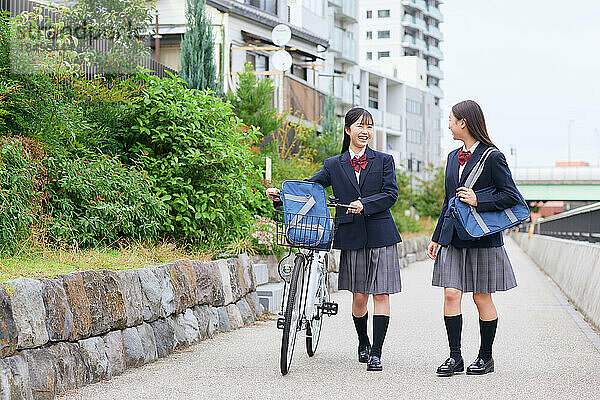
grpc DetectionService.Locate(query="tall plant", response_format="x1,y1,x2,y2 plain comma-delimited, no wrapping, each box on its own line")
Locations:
180,0,220,92
227,62,283,140
321,83,340,136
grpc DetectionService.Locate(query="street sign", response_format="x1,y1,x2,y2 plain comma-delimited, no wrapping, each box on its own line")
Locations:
272,24,292,46
272,49,293,72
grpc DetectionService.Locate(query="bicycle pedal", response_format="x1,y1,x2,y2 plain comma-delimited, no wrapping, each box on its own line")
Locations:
321,302,338,316
277,318,285,329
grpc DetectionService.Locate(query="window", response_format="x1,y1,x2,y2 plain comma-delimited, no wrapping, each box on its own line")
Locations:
246,53,268,72
366,10,372,18
407,129,423,144
378,51,390,59
239,0,278,16
291,64,307,81
377,30,390,39
378,9,390,18
366,52,372,60
366,31,372,39
407,158,420,172
406,99,422,115
368,99,379,108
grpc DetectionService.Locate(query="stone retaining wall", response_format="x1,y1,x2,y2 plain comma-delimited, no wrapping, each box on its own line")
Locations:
509,232,600,329
0,255,264,399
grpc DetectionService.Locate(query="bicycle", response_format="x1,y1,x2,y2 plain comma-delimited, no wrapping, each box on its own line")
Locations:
272,193,354,375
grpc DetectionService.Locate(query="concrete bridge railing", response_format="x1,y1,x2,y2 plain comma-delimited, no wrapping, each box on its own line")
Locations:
509,232,600,329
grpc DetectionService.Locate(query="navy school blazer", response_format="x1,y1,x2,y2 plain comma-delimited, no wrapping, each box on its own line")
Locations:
307,146,402,250
431,143,521,248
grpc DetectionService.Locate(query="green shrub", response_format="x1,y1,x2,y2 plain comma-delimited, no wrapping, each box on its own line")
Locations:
45,155,166,247
0,137,46,253
120,72,270,243
227,62,282,139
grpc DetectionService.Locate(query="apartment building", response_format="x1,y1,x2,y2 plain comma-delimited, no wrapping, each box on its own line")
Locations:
358,67,442,181
358,0,444,101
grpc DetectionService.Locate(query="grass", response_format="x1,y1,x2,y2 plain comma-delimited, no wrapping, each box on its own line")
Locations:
0,240,212,282
0,216,435,282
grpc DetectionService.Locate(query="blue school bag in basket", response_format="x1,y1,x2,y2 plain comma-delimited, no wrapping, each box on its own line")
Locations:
448,147,530,240
280,180,332,249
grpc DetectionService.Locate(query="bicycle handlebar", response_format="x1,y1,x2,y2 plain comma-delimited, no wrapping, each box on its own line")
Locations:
269,192,358,210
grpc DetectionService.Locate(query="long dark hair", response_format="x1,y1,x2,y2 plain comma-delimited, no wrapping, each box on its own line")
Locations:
451,100,497,148
340,107,374,154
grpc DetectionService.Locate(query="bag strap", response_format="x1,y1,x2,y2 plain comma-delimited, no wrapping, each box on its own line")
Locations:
464,147,497,189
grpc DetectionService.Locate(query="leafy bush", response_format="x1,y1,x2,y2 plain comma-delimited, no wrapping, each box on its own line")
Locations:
414,166,445,218
0,137,46,253
120,72,270,243
45,155,166,247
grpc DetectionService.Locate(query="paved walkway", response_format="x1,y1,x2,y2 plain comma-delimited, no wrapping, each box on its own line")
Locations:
61,237,600,400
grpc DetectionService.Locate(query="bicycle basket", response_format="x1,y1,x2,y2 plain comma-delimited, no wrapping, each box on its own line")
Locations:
277,180,334,250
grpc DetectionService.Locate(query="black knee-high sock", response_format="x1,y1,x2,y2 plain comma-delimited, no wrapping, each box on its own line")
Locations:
371,315,389,358
444,314,462,360
352,312,370,347
478,318,498,362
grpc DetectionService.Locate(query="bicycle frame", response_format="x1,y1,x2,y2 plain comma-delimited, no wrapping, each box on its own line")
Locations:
279,249,328,330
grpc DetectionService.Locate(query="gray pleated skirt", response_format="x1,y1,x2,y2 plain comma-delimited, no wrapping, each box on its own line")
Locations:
432,244,517,293
338,244,402,295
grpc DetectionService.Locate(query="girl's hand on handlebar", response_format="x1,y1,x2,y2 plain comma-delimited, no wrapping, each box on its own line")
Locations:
266,187,281,201
346,200,363,214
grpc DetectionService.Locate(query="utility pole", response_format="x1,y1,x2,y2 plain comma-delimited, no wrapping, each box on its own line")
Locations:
568,119,574,164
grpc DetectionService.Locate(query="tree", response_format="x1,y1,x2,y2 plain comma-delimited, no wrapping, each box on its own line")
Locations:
227,62,283,139
179,0,220,92
321,83,340,136
414,165,445,218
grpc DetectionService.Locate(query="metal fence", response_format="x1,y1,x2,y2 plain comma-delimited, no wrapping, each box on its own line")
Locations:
1,0,177,79
518,202,600,243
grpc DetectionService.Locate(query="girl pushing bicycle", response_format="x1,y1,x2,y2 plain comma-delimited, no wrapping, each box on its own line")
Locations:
267,107,402,372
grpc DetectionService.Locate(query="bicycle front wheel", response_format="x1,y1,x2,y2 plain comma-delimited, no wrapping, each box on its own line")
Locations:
280,254,305,375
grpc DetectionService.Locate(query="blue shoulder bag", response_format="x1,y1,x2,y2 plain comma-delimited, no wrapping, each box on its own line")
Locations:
280,180,332,249
448,147,530,240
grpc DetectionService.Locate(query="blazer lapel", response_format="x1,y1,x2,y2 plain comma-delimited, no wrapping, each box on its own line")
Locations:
339,151,361,194
458,144,487,187
358,146,375,189
449,150,460,189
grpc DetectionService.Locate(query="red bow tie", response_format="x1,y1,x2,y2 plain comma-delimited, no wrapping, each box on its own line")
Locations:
350,153,368,172
458,150,472,166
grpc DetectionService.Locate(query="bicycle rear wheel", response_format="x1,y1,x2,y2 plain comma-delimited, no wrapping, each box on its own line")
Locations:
280,254,305,375
306,270,327,357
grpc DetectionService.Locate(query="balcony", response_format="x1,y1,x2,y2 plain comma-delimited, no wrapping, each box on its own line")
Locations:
401,15,427,31
401,0,427,12
237,0,279,16
425,25,443,41
428,84,444,99
425,44,444,60
330,26,358,63
331,0,357,22
401,35,427,52
427,64,444,80
425,5,444,22
368,107,382,123
386,113,403,131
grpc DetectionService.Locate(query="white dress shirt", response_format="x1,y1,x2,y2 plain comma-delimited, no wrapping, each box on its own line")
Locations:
349,147,366,183
458,140,480,183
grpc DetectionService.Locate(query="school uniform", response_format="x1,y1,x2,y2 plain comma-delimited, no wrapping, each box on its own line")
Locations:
431,141,519,293
308,145,402,295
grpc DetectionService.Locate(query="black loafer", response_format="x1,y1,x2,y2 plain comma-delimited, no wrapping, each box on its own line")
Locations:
358,343,371,363
436,357,464,376
367,355,383,371
466,357,494,375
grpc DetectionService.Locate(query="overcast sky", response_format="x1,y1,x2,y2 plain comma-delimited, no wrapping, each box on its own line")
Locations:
439,0,600,168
